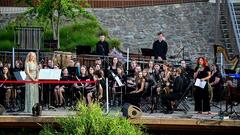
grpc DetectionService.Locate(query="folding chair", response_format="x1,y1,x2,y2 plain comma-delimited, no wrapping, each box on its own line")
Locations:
173,80,193,113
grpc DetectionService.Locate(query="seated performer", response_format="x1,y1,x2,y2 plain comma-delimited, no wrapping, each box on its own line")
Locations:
161,68,183,114
93,70,105,101
112,66,127,106
85,67,97,107
0,66,13,111
125,71,145,107
54,67,71,107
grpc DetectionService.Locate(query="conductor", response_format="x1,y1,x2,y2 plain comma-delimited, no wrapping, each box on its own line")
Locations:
152,32,168,61
96,34,109,56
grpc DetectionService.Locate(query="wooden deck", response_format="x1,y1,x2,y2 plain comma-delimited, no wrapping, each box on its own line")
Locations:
0,109,240,133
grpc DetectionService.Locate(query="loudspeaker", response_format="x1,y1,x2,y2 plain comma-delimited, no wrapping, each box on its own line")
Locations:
32,103,42,116
0,104,5,115
122,103,142,118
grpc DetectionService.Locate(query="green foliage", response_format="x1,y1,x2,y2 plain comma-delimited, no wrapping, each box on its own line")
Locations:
59,18,119,51
109,38,122,49
0,0,122,51
0,40,15,51
40,103,146,135
0,28,15,50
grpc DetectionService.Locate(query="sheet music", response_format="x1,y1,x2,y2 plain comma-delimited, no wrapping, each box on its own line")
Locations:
194,78,206,89
39,69,61,80
14,71,26,80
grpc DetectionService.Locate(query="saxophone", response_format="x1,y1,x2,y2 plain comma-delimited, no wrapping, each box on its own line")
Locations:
162,71,173,95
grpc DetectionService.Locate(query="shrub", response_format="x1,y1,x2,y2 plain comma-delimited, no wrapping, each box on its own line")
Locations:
109,38,122,49
40,103,146,135
0,13,122,52
0,40,15,51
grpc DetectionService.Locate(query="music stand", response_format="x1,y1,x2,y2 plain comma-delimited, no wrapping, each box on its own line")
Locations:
141,48,153,57
39,69,61,110
111,72,124,106
76,45,91,55
13,71,26,111
13,71,26,81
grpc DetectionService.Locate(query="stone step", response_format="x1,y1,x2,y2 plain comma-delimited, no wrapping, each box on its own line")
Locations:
234,10,240,15
220,20,226,24
222,34,229,38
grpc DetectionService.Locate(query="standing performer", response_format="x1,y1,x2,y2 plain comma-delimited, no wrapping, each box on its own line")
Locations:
194,57,211,114
96,34,109,56
24,52,39,113
152,32,168,61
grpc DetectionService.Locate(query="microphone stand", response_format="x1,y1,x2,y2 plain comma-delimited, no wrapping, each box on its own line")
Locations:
169,47,185,60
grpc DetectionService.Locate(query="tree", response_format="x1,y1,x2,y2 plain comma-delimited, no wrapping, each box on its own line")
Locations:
17,0,88,49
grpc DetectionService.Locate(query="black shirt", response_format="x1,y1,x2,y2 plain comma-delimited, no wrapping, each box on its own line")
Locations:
173,76,183,94
209,71,223,87
152,40,168,60
194,66,210,79
96,41,109,56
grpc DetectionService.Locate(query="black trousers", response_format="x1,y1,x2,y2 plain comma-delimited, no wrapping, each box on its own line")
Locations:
194,86,210,112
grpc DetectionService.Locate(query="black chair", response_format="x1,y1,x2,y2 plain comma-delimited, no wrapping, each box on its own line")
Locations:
173,80,193,113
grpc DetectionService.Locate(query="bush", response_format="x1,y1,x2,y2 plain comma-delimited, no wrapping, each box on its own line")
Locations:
0,40,15,51
0,13,122,52
109,38,122,49
59,19,118,52
40,103,146,135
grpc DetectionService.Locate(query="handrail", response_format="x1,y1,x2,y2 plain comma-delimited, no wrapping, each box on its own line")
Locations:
227,0,240,54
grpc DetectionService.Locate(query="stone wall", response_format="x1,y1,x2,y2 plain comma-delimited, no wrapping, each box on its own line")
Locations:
91,2,217,63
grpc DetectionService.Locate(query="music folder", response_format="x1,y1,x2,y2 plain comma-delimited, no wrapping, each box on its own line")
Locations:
194,78,206,89
13,71,26,80
39,69,61,80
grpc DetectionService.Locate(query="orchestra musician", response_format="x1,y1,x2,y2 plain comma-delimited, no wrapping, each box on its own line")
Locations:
54,67,70,107
209,63,223,102
0,66,13,111
93,70,105,101
161,68,184,114
146,60,154,75
125,71,145,107
85,66,96,107
112,66,127,106
161,63,174,95
142,68,154,99
74,65,90,102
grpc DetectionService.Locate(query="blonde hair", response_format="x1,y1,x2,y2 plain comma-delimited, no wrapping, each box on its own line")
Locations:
25,52,37,65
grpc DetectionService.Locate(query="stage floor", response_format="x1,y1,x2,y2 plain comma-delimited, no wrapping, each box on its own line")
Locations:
0,98,240,133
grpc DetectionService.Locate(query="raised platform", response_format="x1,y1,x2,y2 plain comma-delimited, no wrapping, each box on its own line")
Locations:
0,109,240,133
0,99,240,133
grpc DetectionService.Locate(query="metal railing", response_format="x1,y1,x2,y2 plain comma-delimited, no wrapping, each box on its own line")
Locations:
227,0,240,54
0,7,28,14
0,0,209,8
